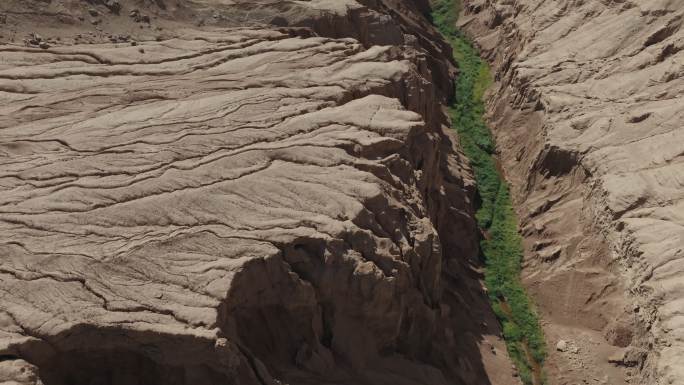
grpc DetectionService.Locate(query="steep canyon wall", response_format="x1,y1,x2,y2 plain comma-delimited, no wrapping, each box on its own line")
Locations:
459,1,684,384
0,1,519,384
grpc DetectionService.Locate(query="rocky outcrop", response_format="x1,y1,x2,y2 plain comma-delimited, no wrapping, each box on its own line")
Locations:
458,1,684,384
0,1,520,384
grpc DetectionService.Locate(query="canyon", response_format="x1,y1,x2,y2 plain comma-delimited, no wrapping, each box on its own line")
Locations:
459,0,684,384
0,1,682,385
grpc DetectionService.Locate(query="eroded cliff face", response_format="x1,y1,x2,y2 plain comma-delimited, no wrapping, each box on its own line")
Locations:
0,1,519,384
458,1,684,384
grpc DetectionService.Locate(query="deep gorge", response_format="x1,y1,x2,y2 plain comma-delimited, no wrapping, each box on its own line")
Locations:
0,0,682,384
431,1,546,383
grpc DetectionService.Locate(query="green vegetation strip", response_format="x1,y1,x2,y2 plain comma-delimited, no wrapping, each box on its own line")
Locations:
430,1,546,383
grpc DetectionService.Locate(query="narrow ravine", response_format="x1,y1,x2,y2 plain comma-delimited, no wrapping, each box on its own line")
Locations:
430,1,546,384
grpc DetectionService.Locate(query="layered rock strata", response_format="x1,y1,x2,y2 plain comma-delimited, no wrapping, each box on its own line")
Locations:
459,1,684,384
0,1,519,384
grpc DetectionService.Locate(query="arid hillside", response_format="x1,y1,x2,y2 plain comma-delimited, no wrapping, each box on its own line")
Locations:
459,0,684,384
0,1,521,384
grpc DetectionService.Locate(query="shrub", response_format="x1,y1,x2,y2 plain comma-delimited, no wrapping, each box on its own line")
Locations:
431,1,546,383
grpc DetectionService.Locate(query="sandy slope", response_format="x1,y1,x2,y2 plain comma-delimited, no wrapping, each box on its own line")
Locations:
459,0,684,384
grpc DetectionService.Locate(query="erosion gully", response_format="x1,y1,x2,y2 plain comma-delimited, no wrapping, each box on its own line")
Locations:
430,1,546,384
